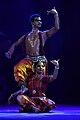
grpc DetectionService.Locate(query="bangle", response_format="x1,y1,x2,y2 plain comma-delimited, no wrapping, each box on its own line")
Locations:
55,66,59,69
54,13,59,16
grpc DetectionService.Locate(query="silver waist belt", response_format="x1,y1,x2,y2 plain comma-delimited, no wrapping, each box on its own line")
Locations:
31,96,46,99
26,55,47,62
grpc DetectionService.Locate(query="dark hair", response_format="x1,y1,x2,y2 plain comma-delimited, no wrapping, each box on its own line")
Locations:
29,14,41,23
33,61,40,69
33,60,45,72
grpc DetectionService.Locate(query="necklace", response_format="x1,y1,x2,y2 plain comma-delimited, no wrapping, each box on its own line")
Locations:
32,75,43,95
32,76,37,94
28,32,39,48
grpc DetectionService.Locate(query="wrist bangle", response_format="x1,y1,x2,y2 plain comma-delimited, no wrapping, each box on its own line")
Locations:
54,13,58,16
55,66,59,69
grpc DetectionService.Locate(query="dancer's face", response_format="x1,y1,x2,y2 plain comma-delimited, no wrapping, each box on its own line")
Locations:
33,17,42,28
35,62,45,74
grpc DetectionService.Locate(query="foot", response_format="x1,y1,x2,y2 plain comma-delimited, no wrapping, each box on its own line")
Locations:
32,106,41,113
19,107,26,113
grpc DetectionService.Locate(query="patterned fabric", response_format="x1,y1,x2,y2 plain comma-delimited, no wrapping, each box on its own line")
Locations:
14,59,33,82
14,56,47,82
14,31,48,83
17,94,56,112
14,56,53,112
28,75,50,97
17,75,56,112
26,55,47,62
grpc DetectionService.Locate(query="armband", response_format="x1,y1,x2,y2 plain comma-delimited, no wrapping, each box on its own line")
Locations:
54,13,59,17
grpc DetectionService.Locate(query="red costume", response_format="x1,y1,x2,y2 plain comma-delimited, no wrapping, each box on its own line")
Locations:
17,73,56,112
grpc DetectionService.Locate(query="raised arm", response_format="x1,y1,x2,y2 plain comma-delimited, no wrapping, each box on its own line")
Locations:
5,35,25,59
49,59,60,82
46,7,60,37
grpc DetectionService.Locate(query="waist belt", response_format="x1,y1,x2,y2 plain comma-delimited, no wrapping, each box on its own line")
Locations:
26,55,47,62
31,96,46,99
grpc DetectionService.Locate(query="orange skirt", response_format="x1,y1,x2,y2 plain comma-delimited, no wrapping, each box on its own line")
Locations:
17,94,56,112
14,58,33,82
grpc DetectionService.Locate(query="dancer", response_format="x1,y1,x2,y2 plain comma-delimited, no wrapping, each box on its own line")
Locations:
5,7,60,84
8,59,60,112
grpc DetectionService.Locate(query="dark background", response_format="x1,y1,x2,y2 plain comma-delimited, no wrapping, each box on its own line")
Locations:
0,0,80,104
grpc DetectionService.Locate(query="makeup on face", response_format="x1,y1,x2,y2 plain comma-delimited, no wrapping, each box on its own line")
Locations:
34,17,42,22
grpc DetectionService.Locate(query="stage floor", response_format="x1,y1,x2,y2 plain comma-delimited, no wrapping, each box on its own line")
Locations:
0,104,80,120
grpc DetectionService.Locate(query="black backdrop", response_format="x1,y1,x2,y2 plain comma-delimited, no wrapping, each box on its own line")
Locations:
0,0,80,104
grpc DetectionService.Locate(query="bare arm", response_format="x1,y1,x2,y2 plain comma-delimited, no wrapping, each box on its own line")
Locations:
46,7,60,37
49,59,60,82
8,87,28,104
5,35,25,59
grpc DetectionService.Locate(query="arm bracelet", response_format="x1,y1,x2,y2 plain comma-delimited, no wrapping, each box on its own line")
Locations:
54,13,59,17
55,66,59,69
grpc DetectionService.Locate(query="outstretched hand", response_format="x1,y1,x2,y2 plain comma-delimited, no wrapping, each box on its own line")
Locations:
8,94,15,104
47,7,58,15
5,52,11,59
50,59,60,68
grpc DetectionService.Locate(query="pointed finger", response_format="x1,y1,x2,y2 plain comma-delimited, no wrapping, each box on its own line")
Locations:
57,59,60,62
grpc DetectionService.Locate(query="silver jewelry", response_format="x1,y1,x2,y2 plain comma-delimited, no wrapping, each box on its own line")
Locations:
32,90,36,94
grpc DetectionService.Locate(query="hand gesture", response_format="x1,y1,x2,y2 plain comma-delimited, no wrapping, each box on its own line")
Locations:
8,94,15,104
50,59,60,68
47,7,58,15
21,85,28,94
5,52,11,59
